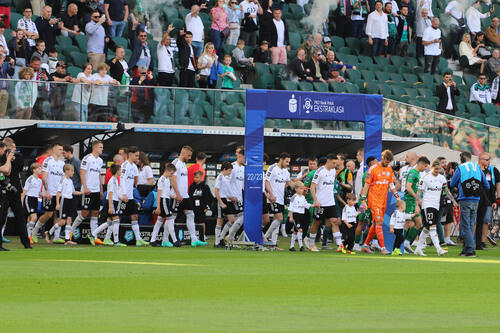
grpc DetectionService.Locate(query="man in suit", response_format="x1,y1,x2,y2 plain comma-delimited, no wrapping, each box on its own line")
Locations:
107,46,129,83
177,29,199,87
285,48,313,82
436,72,460,115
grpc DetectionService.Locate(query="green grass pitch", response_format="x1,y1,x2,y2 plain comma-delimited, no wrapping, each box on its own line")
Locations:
2,240,500,332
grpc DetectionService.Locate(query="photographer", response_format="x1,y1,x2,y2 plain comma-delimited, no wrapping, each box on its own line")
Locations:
0,138,31,250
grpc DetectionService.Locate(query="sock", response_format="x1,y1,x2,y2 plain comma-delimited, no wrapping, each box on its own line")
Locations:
27,221,35,236
417,228,429,250
186,211,198,242
271,226,279,245
221,222,232,239
309,233,317,245
54,224,62,239
280,223,287,234
290,233,297,248
364,224,376,246
297,231,303,247
93,220,112,238
1,223,4,236
71,215,84,234
32,221,42,237
131,220,142,240
322,226,332,246
90,217,98,234
444,236,451,243
162,218,170,243
437,221,445,243
406,227,418,243
354,234,361,244
429,228,442,252
228,215,243,240
167,217,177,242
215,225,222,245
112,220,120,243
49,223,60,236
65,225,71,240
333,232,342,246
105,226,113,240
375,225,385,248
265,219,281,239
151,217,164,242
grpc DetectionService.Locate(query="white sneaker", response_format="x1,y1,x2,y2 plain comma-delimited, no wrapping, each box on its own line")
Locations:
446,239,457,246
353,243,362,252
280,224,288,238
303,237,310,249
309,245,320,252
414,248,427,256
437,248,448,256
371,242,382,252
404,241,414,254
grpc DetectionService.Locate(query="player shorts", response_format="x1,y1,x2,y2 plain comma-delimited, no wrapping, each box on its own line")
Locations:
405,199,420,218
42,197,56,212
24,196,39,215
58,198,76,219
371,206,386,223
313,205,338,220
109,200,125,217
269,202,285,214
158,197,172,218
226,200,243,215
82,192,101,211
262,193,269,214
292,212,309,232
122,200,139,216
171,198,193,213
422,207,439,227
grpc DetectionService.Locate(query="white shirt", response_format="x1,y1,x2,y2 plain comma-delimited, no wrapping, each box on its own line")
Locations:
0,34,8,55
80,153,103,193
354,162,364,200
342,205,358,223
58,177,75,199
466,6,489,33
419,173,447,210
265,163,290,205
157,44,175,74
366,11,388,39
416,16,431,37
390,210,412,229
185,13,204,42
24,175,42,197
137,165,153,185
470,83,492,104
444,83,453,110
215,173,231,199
172,158,189,199
157,175,172,199
418,0,433,18
445,1,464,26
399,164,415,192
230,162,245,202
17,17,38,47
107,176,123,201
289,194,311,214
241,1,258,24
121,160,138,200
312,166,336,206
71,72,92,105
199,54,214,76
422,26,441,56
273,19,285,47
89,74,114,106
187,45,195,71
42,156,65,196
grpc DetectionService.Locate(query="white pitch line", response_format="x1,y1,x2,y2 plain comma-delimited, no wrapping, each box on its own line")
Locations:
41,259,201,267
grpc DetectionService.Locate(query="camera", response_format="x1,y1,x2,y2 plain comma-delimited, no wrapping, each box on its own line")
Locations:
0,177,17,194
0,15,7,20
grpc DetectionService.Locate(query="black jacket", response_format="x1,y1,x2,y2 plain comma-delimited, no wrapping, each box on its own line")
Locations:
128,29,154,72
259,13,289,48
305,59,328,80
188,182,212,212
285,57,308,80
107,57,127,82
436,83,460,114
177,33,198,71
252,48,271,64
8,37,31,64
395,16,410,44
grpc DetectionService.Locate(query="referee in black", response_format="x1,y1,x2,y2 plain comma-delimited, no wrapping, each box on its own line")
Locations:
0,138,31,250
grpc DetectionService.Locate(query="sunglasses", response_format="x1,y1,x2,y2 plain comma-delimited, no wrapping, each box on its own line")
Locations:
140,72,147,75
91,15,100,18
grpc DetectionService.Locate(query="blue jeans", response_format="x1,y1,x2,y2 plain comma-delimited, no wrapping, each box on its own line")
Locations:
192,41,204,59
372,38,385,58
459,200,479,254
110,20,126,37
211,28,223,59
352,20,364,38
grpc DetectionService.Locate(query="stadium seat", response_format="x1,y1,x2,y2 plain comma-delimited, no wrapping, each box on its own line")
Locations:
466,103,482,116
391,85,406,97
345,37,361,55
485,116,500,127
375,71,390,82
373,57,389,67
69,52,88,67
254,63,270,76
10,12,22,29
357,55,373,65
378,84,392,96
297,81,313,91
423,102,436,111
463,73,477,88
56,35,73,49
345,83,360,94
390,56,405,67
365,82,379,94
419,73,434,87
74,34,88,53
289,32,301,49
66,66,80,78
253,73,275,89
330,36,345,50
112,36,129,49
360,70,375,81
470,115,485,123
313,82,328,92
63,45,80,59
403,73,419,86
482,103,497,116
389,73,403,83
280,80,297,91
329,82,347,93
417,88,433,98
346,69,361,81
404,88,418,99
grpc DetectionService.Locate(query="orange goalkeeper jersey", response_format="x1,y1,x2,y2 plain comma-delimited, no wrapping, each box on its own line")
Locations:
365,162,396,208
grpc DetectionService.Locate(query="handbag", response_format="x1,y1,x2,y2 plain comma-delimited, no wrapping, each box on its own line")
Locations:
242,14,258,32
220,26,230,39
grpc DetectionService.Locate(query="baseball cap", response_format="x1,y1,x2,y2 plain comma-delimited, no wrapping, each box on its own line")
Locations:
260,40,269,45
323,36,331,43
40,63,50,72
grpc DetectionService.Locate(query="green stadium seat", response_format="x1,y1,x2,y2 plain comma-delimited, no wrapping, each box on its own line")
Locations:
463,73,477,88
289,32,301,49
313,82,328,92
423,102,436,110
10,13,22,29
280,80,297,91
378,83,392,96
418,88,433,98
365,82,379,94
403,73,419,86
69,52,88,67
452,75,464,85
253,73,275,89
485,116,500,127
298,81,313,91
338,46,352,55
63,45,80,59
357,55,373,65
67,66,80,78
360,70,375,81
56,35,73,49
254,62,270,76
391,85,406,97
470,115,485,123
346,69,361,81
390,56,404,67
482,103,497,116
345,83,359,94
164,7,179,22
330,36,345,50
345,37,361,55
418,73,434,87
373,57,388,67
74,34,87,53
389,73,403,83
269,64,284,76
112,36,129,49
375,71,390,82
405,57,418,69
404,88,418,99
466,103,482,116
329,82,347,93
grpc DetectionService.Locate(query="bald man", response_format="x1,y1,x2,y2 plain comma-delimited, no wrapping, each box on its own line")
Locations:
59,3,81,37
397,151,418,192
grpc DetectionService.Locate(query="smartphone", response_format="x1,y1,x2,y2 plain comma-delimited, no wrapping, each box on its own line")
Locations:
235,5,240,8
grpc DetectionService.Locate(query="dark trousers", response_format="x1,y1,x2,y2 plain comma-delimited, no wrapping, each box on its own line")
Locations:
396,41,409,57
351,20,364,38
179,69,196,88
476,200,488,247
372,38,385,58
343,221,357,251
334,16,352,38
424,55,440,74
416,37,424,58
158,72,175,87
0,193,30,248
393,228,404,250
240,30,257,47
448,25,465,59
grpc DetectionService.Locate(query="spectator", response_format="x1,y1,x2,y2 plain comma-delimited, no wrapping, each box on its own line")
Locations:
221,54,236,89
493,67,500,103
385,3,396,58
73,0,104,26
395,5,410,57
47,49,57,73
129,25,153,74
232,38,254,82
226,0,243,46
177,29,198,87
252,39,271,64
208,53,223,88
488,49,500,73
325,50,356,74
305,50,327,83
51,61,76,120
0,1,11,29
15,66,36,119
104,154,123,184
400,0,415,30
30,57,52,119
63,145,81,190
473,32,492,57
335,0,353,38
71,62,93,121
0,51,14,118
59,3,81,38
328,68,346,83
0,22,8,55
137,151,153,185
321,36,332,56
210,0,229,59
86,10,107,70
104,0,129,37
311,33,323,55
88,63,119,121
445,0,465,59
285,48,312,81
129,0,150,33
17,7,39,48
422,17,441,74
299,34,314,62
186,5,205,59
130,66,155,123
240,0,262,47
450,151,489,257
108,46,130,84
9,29,32,69
157,24,175,87
198,42,217,88
351,0,370,39
188,152,206,187
30,39,48,65
35,5,61,52
459,33,486,73
466,0,493,38
485,17,500,47
470,73,491,104
417,0,432,18
30,0,45,17
265,7,289,65
416,8,431,58
436,72,459,115
366,1,388,58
